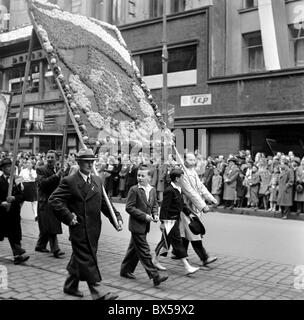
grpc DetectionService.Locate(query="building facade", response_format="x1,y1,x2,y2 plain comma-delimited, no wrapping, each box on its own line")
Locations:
1,0,304,157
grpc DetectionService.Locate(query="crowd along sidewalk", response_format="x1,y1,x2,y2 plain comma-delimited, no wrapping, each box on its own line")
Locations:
0,215,303,301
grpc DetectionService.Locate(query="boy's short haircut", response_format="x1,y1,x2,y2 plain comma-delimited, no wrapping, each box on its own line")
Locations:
170,168,184,182
138,164,153,177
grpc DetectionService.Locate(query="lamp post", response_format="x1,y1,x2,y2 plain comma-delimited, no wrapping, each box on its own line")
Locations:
162,0,168,124
161,0,168,163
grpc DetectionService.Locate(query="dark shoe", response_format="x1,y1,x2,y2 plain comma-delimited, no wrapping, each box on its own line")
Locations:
92,282,101,287
64,288,84,298
171,254,179,260
96,292,119,300
120,272,136,280
54,250,65,258
35,217,38,222
203,256,218,266
19,248,26,256
153,275,168,287
35,247,50,253
14,254,30,265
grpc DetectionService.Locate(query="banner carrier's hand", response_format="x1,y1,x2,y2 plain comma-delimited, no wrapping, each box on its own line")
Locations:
117,220,123,232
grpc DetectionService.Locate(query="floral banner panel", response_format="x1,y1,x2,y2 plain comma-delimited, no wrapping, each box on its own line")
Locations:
0,93,11,145
28,0,174,152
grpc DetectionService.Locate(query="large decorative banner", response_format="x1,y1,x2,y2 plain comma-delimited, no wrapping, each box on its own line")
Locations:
0,92,11,145
28,0,174,151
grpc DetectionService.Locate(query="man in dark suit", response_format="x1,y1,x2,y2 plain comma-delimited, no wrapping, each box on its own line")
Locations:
35,150,65,258
0,158,29,265
120,165,168,286
153,169,200,275
125,156,138,193
49,148,123,300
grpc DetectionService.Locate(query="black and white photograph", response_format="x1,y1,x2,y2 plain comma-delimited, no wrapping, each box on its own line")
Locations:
0,0,304,307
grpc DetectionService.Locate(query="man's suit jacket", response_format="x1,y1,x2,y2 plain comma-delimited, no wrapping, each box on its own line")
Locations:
126,185,158,234
49,171,123,283
36,164,62,234
160,185,190,220
0,175,23,242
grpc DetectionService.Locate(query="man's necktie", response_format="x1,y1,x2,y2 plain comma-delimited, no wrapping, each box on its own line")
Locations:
87,176,91,185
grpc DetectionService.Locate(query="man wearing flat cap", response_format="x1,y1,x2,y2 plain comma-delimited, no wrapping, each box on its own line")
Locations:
0,158,30,265
49,148,123,300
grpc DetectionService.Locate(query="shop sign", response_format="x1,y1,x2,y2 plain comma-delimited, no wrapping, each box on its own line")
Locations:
181,94,212,107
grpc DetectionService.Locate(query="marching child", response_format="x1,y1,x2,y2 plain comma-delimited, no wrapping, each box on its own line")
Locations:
120,165,168,286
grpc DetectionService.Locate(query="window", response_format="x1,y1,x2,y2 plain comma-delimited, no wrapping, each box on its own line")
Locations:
170,0,186,13
128,0,136,17
243,0,258,9
0,0,10,31
150,0,163,18
91,0,104,20
289,25,304,67
243,32,265,72
141,45,197,76
8,63,40,94
63,0,72,12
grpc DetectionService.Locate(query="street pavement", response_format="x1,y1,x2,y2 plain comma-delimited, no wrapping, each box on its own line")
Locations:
0,203,304,300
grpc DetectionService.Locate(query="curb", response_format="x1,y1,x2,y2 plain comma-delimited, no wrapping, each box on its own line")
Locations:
111,197,304,222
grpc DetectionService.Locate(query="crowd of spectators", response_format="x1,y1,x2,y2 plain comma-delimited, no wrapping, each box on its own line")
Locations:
1,148,304,219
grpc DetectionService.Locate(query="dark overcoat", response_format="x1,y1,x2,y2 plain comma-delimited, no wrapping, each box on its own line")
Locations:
36,165,62,235
48,171,123,283
0,176,23,243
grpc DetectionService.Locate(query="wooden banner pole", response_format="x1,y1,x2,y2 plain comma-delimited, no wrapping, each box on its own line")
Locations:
7,30,35,204
61,108,69,169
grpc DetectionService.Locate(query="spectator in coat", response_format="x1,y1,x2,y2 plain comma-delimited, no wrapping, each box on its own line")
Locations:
277,159,295,219
118,155,130,199
49,148,123,300
0,158,30,265
268,166,280,212
258,161,271,210
294,158,304,215
104,156,120,198
248,165,260,210
203,158,214,192
236,169,247,208
216,155,226,176
35,150,65,258
244,160,254,207
211,168,222,208
223,157,240,210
